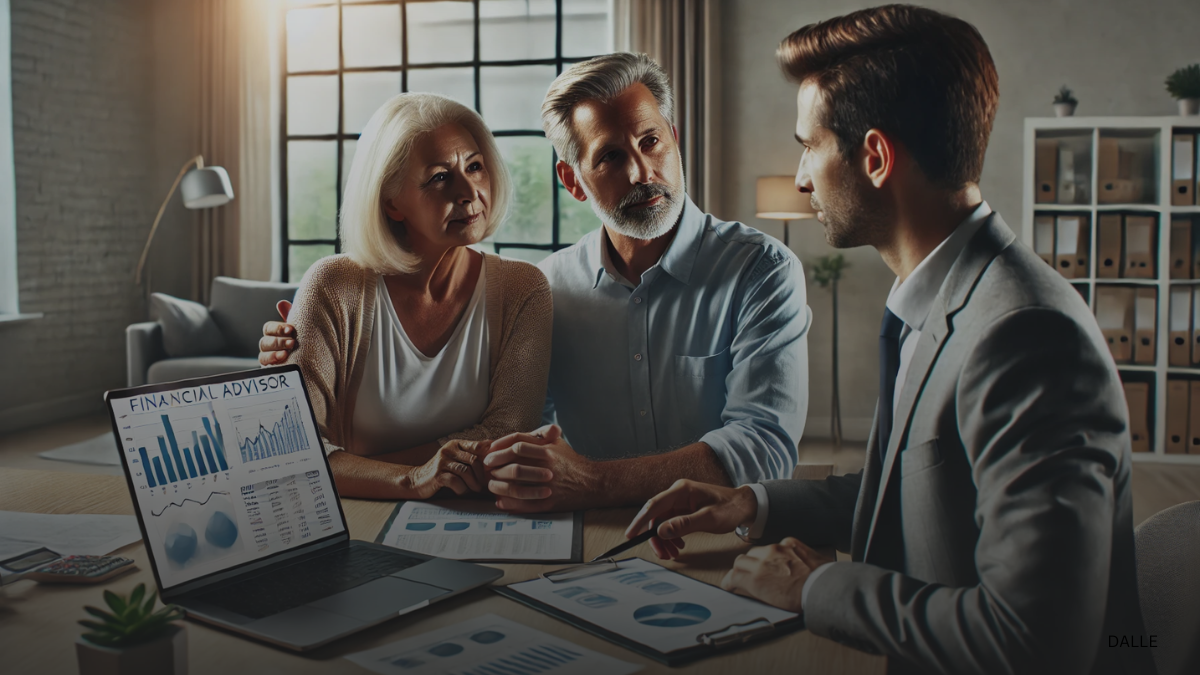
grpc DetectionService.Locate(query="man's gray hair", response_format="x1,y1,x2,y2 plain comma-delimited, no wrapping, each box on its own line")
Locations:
541,52,674,166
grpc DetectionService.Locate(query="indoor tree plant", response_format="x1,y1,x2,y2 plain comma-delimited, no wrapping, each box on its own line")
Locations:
77,583,187,675
810,253,849,447
1166,64,1200,116
1053,85,1077,117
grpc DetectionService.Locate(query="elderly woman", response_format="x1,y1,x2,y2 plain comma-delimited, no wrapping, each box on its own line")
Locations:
284,93,552,500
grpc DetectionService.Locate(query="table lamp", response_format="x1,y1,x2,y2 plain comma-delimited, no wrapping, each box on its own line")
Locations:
135,155,235,285
755,175,815,247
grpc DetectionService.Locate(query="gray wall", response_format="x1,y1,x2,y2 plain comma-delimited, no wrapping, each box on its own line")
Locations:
720,0,1200,440
0,0,190,434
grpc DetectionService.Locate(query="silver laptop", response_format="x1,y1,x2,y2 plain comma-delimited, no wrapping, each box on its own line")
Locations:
104,364,501,651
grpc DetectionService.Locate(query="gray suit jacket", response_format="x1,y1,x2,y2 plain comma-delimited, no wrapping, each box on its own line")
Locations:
762,214,1154,675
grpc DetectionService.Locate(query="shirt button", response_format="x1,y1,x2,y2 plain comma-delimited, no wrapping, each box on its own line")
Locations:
640,410,647,416
634,297,642,304
634,353,643,361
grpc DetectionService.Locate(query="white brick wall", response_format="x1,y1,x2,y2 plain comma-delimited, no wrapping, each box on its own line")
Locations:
0,0,158,433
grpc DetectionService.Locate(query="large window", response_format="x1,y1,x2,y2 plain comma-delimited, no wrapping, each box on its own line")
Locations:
282,0,613,281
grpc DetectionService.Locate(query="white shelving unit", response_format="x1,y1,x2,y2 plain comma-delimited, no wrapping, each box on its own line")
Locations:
1023,116,1200,463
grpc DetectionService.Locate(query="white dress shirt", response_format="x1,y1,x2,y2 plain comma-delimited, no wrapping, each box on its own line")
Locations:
751,201,993,608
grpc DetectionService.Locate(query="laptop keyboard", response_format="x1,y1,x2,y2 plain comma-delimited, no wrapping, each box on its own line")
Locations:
194,546,425,620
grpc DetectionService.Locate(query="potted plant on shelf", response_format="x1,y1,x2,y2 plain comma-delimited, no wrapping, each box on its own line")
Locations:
1166,63,1200,116
1053,86,1077,117
76,583,187,675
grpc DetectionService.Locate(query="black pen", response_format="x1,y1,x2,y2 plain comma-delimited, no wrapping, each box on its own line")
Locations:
589,528,658,563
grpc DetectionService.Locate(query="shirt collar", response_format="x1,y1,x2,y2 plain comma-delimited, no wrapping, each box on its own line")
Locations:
588,195,705,289
886,201,992,332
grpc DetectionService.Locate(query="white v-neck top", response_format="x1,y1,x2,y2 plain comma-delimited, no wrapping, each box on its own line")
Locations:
351,264,490,455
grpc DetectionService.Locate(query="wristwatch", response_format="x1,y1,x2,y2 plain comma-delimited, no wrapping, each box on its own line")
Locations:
734,483,768,543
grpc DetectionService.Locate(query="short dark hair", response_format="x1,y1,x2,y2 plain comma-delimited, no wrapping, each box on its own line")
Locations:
778,4,998,189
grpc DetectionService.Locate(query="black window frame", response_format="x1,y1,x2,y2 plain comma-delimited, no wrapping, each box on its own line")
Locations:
280,0,610,281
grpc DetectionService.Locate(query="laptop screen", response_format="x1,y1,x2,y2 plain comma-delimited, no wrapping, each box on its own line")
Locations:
107,366,347,590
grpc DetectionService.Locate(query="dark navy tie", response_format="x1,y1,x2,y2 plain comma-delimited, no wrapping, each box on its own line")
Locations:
878,308,904,466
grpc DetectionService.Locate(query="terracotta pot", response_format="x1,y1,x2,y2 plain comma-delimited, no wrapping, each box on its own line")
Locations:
76,624,187,675
1054,102,1077,117
1179,98,1200,116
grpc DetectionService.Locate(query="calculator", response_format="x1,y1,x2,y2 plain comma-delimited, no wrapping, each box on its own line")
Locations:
0,547,137,585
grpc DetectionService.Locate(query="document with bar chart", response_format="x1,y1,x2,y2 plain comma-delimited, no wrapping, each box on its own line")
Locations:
108,370,344,588
345,614,641,675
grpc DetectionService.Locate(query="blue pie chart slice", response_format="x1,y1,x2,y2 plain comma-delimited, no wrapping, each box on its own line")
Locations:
633,603,711,628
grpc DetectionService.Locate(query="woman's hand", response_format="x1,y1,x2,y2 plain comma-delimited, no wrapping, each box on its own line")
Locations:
403,439,491,499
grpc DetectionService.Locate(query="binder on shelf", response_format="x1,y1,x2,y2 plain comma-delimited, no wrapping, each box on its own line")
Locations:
1124,381,1151,453
1122,215,1155,279
1193,287,1200,365
1098,137,1141,203
1133,288,1157,364
1190,381,1200,454
1169,218,1193,279
1096,286,1134,363
1057,145,1077,204
1097,214,1123,279
1172,134,1196,206
1166,380,1189,455
1169,287,1192,366
1194,224,1200,280
1054,216,1081,279
1033,215,1055,268
1035,138,1058,203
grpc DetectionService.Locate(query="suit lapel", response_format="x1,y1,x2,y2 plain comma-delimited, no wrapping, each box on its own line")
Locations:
862,308,950,562
851,403,882,560
859,213,1017,563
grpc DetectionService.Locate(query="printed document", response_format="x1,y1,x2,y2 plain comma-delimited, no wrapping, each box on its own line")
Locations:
379,500,577,561
508,558,798,654
345,613,641,675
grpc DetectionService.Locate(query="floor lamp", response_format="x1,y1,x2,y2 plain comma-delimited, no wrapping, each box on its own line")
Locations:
755,176,843,444
135,155,235,286
755,175,816,248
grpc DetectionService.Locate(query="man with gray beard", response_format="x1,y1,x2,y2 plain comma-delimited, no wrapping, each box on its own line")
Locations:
480,53,811,514
259,53,811,514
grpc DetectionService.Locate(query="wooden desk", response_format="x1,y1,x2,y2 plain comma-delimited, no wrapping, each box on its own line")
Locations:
0,468,884,674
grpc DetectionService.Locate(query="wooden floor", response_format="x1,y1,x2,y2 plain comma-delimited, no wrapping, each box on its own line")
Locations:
1,415,1198,527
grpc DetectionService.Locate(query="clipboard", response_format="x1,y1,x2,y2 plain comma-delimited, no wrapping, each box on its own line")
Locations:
495,557,805,666
374,500,584,564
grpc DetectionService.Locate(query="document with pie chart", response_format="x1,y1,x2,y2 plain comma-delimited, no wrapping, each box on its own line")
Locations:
500,558,800,659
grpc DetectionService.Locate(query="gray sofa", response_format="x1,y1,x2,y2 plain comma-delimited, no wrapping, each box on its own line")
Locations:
126,276,298,387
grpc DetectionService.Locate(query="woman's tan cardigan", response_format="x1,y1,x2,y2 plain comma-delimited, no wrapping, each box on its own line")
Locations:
286,253,553,455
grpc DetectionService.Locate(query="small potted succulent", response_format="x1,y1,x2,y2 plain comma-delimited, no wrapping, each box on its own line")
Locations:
76,583,187,675
1053,86,1078,117
1166,64,1200,116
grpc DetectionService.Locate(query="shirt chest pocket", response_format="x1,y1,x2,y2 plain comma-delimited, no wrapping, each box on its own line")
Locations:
674,347,732,380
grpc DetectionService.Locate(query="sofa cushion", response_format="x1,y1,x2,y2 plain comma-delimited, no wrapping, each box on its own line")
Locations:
147,356,260,384
209,277,298,358
150,293,227,358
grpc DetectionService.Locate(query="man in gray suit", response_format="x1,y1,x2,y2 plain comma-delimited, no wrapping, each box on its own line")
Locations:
627,5,1153,674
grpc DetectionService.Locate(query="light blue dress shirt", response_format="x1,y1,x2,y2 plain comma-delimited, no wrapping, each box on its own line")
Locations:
536,197,812,485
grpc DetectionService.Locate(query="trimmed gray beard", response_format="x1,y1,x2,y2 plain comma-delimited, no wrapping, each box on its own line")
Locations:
582,173,687,241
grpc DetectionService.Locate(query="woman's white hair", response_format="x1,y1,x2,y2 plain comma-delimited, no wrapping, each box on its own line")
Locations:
340,93,510,274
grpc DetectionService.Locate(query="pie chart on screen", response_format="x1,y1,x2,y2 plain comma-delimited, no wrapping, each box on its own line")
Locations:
633,603,711,628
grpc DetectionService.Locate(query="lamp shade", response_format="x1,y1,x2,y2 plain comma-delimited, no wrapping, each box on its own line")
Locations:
181,166,235,209
755,175,814,220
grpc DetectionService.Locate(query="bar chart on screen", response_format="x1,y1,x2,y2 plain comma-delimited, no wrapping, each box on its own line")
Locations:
125,403,232,489
229,397,311,463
